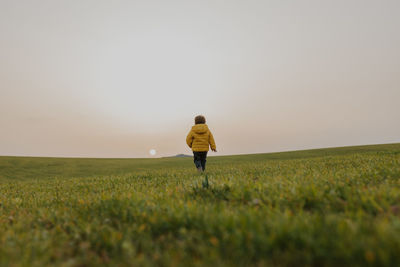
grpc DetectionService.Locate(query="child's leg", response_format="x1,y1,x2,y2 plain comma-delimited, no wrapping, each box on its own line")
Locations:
193,152,202,171
201,151,208,171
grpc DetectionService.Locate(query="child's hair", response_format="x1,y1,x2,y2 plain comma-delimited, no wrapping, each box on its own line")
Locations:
195,115,206,124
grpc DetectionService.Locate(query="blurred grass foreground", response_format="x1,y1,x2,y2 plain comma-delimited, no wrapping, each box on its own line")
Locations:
0,143,400,266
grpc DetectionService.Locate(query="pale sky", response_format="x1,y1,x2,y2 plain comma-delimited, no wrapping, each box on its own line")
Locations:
1,0,399,158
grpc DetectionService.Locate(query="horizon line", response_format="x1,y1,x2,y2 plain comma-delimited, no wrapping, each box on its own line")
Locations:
0,142,398,160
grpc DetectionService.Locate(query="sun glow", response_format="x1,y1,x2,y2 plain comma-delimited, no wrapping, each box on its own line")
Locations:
149,149,156,156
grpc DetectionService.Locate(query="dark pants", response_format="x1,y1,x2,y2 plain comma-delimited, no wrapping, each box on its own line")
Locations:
193,151,208,171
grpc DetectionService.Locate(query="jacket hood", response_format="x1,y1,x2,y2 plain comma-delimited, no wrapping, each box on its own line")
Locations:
192,124,209,134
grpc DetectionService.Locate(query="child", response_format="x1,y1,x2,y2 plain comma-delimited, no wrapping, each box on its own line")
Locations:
186,115,217,172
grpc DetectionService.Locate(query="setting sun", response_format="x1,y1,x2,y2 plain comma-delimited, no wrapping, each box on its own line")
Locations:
149,149,156,156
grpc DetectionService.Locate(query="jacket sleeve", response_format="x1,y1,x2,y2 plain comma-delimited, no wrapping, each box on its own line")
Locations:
209,131,216,150
186,130,193,148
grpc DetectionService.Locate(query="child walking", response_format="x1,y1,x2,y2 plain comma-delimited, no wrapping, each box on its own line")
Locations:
186,115,217,172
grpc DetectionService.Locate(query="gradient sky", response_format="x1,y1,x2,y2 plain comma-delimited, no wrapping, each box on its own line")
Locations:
1,0,399,158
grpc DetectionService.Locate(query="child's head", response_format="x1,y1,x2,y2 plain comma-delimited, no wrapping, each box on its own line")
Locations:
195,115,206,124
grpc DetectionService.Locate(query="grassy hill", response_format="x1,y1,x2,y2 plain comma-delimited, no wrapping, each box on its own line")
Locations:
0,143,399,266
1,143,399,181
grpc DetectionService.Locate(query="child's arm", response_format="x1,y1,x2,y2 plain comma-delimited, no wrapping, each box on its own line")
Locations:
209,131,217,152
186,130,194,148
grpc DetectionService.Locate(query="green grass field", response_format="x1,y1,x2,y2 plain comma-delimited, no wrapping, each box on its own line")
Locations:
1,143,400,266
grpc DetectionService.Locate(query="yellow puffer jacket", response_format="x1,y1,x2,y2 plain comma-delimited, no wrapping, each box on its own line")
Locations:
186,124,216,152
